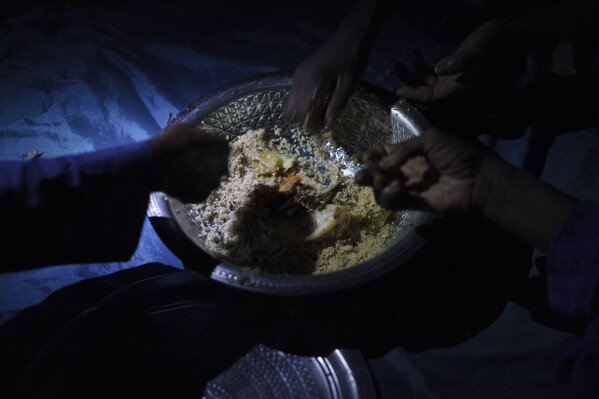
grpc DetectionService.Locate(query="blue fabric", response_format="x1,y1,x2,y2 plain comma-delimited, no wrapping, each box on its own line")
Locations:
546,202,599,398
0,0,458,320
551,315,599,399
547,202,599,323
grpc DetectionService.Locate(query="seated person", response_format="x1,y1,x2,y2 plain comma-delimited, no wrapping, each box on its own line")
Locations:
356,128,599,398
0,124,229,272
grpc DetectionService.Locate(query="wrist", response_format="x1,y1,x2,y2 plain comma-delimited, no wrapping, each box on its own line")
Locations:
473,151,577,250
471,152,515,222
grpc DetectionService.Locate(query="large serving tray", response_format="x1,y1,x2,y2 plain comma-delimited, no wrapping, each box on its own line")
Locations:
148,72,433,295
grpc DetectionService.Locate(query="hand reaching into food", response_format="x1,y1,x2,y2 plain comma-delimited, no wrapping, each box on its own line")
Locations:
148,124,229,203
284,0,388,132
284,33,370,133
356,128,575,251
0,123,228,271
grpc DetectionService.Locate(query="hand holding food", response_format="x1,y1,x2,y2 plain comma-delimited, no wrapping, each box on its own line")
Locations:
148,124,229,203
355,128,492,213
356,127,576,251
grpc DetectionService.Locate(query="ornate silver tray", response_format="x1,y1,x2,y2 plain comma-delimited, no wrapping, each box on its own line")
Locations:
202,345,376,399
148,72,433,295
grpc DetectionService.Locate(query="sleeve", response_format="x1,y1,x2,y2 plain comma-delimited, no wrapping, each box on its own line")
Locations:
550,315,599,399
546,202,599,399
546,201,599,323
0,142,157,271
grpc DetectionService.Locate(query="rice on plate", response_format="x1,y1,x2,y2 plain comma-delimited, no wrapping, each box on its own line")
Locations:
189,127,396,275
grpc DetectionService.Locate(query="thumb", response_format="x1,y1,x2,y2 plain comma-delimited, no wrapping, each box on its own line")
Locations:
378,134,428,172
435,53,463,76
435,25,493,77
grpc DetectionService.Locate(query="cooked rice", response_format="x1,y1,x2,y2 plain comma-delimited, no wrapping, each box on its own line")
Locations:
188,127,395,275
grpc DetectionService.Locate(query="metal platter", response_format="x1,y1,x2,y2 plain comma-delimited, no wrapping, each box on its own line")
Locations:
202,345,376,399
148,71,433,295
17,270,379,398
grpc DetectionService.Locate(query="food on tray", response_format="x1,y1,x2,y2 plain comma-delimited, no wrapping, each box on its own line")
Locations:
302,204,352,241
257,150,295,173
278,175,302,192
188,127,395,275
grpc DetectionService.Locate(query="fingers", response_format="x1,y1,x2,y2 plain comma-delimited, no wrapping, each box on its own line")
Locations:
435,53,465,76
373,174,390,190
378,135,427,172
361,144,388,164
435,26,483,76
303,88,329,133
356,145,387,187
356,171,408,210
355,169,374,186
324,73,354,128
395,73,465,105
395,85,436,103
376,178,427,211
284,87,313,129
378,179,405,210
356,137,431,210
358,137,428,186
435,20,504,76
284,67,326,131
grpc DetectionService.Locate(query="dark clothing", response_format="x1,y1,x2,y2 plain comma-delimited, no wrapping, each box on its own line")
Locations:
547,202,599,398
0,142,154,271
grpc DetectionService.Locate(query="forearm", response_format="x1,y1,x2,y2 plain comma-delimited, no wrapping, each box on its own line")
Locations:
0,142,156,271
475,155,576,252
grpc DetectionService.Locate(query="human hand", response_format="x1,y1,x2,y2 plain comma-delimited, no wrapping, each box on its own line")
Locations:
356,128,577,251
355,128,496,213
148,124,229,203
393,51,494,138
396,20,527,106
394,50,465,104
435,19,527,82
284,31,370,133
